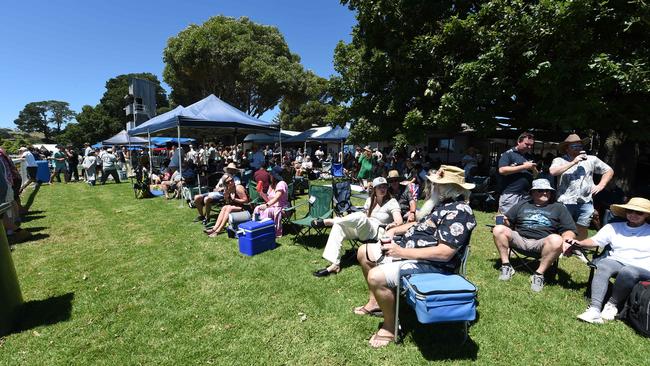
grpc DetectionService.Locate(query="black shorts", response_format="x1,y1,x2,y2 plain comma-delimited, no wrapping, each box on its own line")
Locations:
27,166,37,180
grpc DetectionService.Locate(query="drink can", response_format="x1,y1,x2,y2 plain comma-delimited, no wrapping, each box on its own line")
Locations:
254,213,260,221
495,215,505,225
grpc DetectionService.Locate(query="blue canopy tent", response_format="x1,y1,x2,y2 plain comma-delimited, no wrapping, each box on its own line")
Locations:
314,125,350,142
128,95,278,196
149,137,196,147
243,130,299,144
102,130,149,146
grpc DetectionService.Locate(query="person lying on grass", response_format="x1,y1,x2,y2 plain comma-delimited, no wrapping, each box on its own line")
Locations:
204,173,249,237
312,176,402,277
566,197,650,324
355,165,476,348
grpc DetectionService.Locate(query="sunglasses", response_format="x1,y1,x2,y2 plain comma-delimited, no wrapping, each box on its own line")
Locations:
532,189,552,194
569,144,583,149
375,185,388,190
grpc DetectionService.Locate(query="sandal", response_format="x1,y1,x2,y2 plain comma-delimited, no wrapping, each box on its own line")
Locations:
311,218,325,228
203,228,215,235
369,332,394,348
353,306,383,317
208,231,222,238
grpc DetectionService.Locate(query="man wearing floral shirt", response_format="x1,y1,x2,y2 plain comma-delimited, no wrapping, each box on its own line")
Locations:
355,165,477,348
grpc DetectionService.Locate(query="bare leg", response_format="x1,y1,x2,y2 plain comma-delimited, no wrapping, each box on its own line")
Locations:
356,244,379,310
204,197,214,218
492,224,513,264
367,267,396,347
537,234,563,274
194,195,205,217
211,206,232,234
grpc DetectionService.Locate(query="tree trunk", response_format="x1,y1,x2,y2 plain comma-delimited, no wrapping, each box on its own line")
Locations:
599,130,639,194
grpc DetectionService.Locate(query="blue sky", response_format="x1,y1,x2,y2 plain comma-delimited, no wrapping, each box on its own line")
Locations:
0,0,356,128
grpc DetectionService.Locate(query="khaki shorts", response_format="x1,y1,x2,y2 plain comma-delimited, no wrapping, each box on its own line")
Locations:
509,231,545,252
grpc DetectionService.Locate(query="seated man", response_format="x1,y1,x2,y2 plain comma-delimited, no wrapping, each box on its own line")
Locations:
386,170,417,223
492,178,576,292
355,165,476,348
193,163,240,224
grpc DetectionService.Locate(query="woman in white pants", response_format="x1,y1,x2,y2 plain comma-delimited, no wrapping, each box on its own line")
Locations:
312,176,402,277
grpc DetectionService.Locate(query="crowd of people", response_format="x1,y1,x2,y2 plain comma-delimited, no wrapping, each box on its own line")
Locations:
5,130,648,347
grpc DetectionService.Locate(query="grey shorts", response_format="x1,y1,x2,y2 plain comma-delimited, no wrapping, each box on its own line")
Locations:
499,193,529,214
509,231,545,252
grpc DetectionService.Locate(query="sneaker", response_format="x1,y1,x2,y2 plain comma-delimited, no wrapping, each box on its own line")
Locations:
577,307,604,324
530,274,545,292
498,265,515,281
601,302,618,321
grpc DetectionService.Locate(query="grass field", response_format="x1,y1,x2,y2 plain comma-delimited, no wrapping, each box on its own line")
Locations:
1,182,647,365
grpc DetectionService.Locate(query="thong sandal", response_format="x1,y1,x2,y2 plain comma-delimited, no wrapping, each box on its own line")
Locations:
353,306,383,317
369,332,394,348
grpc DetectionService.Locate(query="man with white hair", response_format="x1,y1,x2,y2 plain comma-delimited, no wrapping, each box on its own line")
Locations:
355,165,476,348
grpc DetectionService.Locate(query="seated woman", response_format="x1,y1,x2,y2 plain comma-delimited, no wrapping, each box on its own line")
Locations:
253,166,289,237
312,177,403,277
205,174,249,237
355,165,476,348
160,169,181,199
570,197,650,324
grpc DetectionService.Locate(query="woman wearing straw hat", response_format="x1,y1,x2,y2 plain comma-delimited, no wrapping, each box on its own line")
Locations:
568,197,650,324
550,133,614,240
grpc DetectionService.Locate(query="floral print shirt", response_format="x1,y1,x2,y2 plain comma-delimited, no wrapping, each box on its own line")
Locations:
398,198,477,270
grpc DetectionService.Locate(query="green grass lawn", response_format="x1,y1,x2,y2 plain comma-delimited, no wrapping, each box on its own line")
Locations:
1,182,647,365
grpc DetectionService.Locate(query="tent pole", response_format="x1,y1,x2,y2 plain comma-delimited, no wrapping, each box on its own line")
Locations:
148,130,153,175
279,128,282,164
178,124,183,208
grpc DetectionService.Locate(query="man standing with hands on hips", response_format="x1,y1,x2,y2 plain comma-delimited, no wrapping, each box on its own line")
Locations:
497,132,537,214
550,134,613,240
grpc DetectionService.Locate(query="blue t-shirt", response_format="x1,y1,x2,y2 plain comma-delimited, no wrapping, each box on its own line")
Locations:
506,201,576,240
498,148,533,194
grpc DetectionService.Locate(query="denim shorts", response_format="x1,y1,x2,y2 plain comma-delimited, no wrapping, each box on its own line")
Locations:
564,202,594,227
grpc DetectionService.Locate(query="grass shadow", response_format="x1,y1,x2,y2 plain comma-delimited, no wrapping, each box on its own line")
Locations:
291,231,329,249
489,258,585,290
398,308,479,361
20,215,46,223
22,184,42,210
11,292,74,334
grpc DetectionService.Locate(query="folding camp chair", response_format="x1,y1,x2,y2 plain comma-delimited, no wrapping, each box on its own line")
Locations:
395,243,475,344
331,163,345,178
509,247,560,280
290,185,333,244
247,181,264,209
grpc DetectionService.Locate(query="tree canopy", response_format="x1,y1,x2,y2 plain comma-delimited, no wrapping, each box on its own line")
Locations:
163,16,307,118
333,0,650,146
14,100,76,141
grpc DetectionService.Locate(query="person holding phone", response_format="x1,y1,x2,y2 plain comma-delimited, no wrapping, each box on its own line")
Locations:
497,132,537,213
550,134,614,240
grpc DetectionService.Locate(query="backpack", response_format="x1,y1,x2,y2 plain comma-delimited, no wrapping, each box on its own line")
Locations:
619,280,650,337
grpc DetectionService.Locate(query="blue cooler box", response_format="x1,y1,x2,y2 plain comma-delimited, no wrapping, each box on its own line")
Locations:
237,219,276,256
35,160,50,183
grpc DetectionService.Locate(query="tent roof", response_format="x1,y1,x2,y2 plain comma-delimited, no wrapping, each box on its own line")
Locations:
313,125,350,142
284,126,332,143
102,130,149,146
128,95,278,136
149,137,196,147
243,130,300,144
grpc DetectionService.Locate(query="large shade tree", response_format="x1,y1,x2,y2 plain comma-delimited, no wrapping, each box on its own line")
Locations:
334,0,650,191
163,16,307,118
14,100,76,140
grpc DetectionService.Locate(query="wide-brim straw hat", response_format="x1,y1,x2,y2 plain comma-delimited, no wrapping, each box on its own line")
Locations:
363,145,372,153
426,165,475,190
223,163,239,173
610,197,650,218
559,134,590,152
386,170,402,182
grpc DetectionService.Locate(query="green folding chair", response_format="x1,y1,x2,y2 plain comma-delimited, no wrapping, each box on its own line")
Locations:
247,181,264,209
290,185,333,244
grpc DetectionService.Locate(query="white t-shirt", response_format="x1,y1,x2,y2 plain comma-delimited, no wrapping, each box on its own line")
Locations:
363,197,401,226
21,151,37,167
550,155,611,204
591,222,650,269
